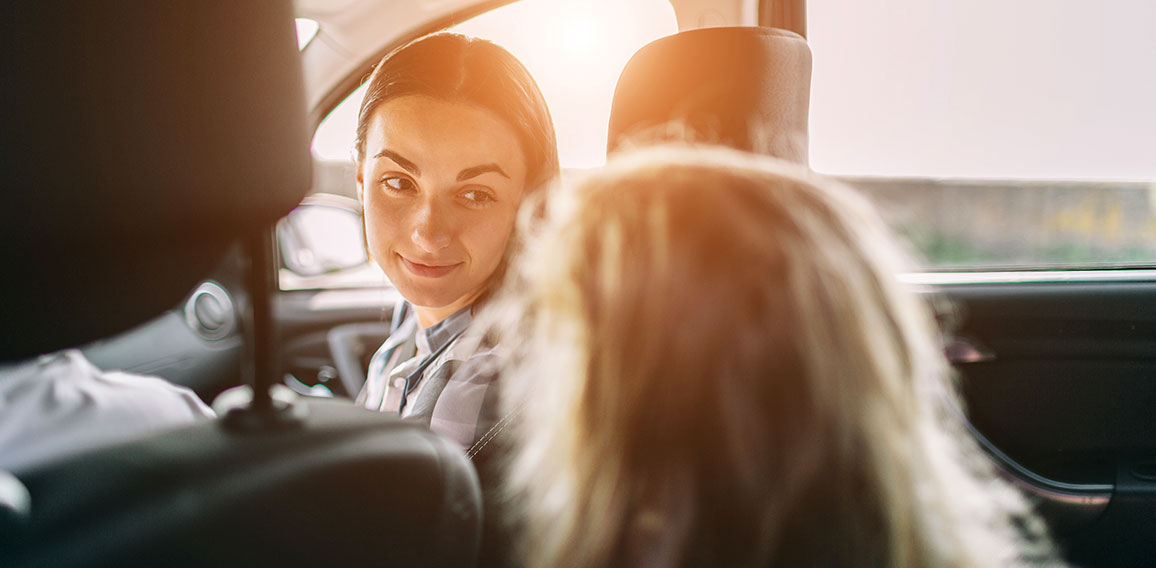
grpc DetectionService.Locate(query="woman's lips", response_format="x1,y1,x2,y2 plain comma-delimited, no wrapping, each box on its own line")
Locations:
400,255,461,278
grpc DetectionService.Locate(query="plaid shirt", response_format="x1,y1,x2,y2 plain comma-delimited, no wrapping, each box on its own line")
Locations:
356,304,501,452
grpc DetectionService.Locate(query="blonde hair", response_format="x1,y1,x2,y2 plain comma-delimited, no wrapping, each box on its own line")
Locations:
484,146,1059,568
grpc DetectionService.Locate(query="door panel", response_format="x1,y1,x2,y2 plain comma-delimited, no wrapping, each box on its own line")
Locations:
941,279,1156,567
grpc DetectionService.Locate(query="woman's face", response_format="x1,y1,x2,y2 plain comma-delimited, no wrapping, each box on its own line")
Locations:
358,95,529,327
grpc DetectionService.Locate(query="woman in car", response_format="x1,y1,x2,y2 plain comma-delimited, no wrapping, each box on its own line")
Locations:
352,32,558,453
488,146,1062,567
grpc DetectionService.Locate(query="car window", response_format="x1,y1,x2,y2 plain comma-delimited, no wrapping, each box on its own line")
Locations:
290,0,677,291
311,0,677,168
294,0,1156,289
808,0,1156,270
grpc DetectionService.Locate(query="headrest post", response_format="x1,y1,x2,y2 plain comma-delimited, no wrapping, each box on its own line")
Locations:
222,224,307,431
246,225,277,412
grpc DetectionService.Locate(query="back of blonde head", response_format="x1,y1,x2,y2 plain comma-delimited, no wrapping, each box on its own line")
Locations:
487,146,1059,568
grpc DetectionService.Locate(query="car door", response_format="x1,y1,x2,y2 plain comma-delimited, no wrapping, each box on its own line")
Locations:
931,274,1156,567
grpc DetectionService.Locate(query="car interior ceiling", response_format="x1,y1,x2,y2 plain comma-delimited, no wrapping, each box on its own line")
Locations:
0,2,481,567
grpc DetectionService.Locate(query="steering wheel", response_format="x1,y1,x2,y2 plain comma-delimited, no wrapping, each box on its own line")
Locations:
326,322,390,397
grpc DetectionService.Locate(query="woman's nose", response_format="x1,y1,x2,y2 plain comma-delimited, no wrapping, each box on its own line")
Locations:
409,198,452,252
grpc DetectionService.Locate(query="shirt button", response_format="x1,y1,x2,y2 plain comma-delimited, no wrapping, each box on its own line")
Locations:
393,378,406,388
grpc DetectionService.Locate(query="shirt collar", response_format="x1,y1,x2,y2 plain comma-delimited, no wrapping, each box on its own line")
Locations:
415,305,473,356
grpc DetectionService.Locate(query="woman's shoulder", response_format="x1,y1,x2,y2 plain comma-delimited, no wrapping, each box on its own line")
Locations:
429,335,504,451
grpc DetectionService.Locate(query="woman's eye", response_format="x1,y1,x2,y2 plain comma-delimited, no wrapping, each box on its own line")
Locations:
382,176,415,192
460,188,496,205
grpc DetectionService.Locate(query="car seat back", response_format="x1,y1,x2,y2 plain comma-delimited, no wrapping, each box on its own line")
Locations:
608,26,812,164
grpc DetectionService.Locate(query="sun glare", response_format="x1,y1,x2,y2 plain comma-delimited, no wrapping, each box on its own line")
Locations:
310,0,677,167
563,19,597,54
452,0,677,168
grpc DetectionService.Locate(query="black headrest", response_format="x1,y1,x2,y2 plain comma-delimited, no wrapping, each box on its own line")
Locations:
607,26,812,163
0,1,312,362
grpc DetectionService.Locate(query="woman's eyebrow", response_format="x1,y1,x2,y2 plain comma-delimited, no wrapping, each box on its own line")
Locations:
458,163,509,181
373,149,420,176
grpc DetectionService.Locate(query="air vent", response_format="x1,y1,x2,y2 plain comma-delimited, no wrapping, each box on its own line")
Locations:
184,281,236,340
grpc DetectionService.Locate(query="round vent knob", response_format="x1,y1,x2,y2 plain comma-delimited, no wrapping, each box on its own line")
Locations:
184,281,236,340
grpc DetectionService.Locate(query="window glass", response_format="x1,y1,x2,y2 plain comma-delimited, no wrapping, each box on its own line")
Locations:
311,0,677,168
295,18,319,51
808,0,1156,268
453,0,677,168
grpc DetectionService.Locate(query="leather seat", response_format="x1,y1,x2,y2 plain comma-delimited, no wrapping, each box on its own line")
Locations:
608,26,813,164
0,2,482,566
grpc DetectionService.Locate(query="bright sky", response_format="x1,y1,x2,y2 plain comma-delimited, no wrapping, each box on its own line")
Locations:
453,0,677,168
313,0,1156,182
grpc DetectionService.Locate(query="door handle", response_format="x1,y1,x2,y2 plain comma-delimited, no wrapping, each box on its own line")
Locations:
945,337,995,364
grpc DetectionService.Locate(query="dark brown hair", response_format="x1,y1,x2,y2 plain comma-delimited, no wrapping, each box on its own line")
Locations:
355,32,559,193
